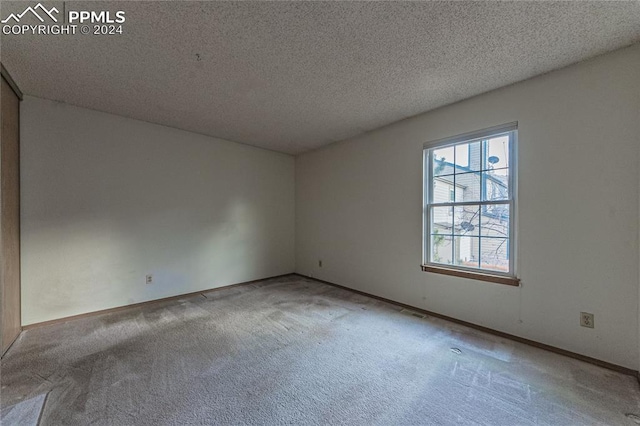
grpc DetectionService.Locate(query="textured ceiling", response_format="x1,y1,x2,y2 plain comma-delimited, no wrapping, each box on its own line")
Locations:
2,1,640,154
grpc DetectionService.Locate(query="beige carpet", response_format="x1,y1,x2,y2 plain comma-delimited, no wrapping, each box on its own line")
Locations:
1,275,639,425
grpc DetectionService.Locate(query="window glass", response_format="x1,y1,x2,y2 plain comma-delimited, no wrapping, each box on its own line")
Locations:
425,128,516,277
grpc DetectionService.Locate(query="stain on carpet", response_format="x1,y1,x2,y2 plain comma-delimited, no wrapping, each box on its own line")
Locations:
1,275,638,425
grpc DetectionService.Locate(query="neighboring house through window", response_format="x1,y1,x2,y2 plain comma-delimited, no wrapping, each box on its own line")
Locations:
423,123,517,281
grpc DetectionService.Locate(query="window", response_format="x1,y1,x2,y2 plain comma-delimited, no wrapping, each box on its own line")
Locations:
422,123,518,285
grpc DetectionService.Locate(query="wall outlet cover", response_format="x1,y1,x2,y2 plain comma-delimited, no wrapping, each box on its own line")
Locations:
580,312,594,328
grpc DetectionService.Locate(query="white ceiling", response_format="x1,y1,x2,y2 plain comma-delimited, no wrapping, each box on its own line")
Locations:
2,1,639,154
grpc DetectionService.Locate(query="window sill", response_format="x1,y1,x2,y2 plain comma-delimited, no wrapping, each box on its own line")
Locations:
420,265,520,287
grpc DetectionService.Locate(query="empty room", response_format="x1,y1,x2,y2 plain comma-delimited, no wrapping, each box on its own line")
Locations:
1,1,640,424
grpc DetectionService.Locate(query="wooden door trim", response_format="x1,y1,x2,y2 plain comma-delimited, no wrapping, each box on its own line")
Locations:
1,64,23,100
1,65,22,357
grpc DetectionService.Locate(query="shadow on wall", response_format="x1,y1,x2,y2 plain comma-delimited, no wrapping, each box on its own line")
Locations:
23,187,281,323
20,97,294,325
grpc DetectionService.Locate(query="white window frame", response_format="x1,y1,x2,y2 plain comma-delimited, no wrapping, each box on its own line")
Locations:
422,122,518,279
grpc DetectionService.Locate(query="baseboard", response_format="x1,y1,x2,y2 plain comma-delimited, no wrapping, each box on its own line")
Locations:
22,273,294,331
20,272,639,379
295,273,638,378
1,328,22,359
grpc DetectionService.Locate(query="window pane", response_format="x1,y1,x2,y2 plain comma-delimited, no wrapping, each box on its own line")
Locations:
461,141,482,172
481,205,510,238
484,136,509,171
432,175,455,203
453,236,479,269
426,129,515,275
433,146,454,176
431,234,453,265
455,144,469,168
431,206,453,234
479,237,509,272
482,170,509,201
454,205,479,237
454,171,481,202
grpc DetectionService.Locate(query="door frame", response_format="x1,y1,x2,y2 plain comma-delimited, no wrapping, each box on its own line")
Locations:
1,63,23,357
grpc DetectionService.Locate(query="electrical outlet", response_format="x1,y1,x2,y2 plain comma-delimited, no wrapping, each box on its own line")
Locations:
146,274,153,284
318,260,323,268
580,312,594,328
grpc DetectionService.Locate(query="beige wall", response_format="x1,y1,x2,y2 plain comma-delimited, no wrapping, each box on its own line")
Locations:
295,45,640,369
21,96,295,325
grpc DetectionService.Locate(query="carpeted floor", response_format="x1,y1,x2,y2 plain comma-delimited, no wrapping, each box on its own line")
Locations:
1,275,639,425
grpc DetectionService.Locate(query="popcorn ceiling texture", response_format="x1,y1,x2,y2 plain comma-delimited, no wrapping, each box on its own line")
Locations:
1,1,639,154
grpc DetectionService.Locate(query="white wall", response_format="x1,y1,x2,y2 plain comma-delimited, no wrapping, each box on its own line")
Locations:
21,96,295,325
296,45,640,369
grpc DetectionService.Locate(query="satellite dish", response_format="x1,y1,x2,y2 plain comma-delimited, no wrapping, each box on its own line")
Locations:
488,156,500,165
460,222,475,231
